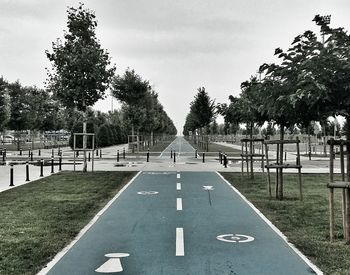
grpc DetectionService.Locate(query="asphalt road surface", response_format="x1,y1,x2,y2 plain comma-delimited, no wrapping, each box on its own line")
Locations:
44,137,320,274
46,171,318,274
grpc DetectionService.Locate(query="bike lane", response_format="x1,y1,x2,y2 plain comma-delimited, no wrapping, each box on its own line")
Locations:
44,171,321,274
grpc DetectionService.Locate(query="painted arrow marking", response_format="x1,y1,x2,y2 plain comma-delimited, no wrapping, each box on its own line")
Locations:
95,253,130,273
203,186,214,191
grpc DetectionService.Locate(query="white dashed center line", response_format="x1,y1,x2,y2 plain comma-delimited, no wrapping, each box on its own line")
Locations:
176,183,181,191
176,228,185,256
176,198,183,211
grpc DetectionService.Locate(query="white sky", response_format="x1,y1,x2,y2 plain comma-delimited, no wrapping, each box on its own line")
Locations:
0,0,349,133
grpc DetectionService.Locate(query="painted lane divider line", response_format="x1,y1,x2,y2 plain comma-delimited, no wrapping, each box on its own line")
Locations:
95,253,130,273
177,198,183,211
177,173,181,179
176,228,185,256
176,183,181,191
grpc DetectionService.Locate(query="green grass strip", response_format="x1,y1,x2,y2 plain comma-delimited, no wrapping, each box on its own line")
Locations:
220,172,349,275
0,171,136,275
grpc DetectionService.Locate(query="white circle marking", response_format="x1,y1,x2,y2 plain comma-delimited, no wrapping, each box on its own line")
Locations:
216,234,255,243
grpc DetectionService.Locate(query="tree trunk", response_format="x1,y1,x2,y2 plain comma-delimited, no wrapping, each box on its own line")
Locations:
83,110,87,172
322,121,327,156
308,125,312,160
278,124,285,200
250,122,254,179
131,124,135,153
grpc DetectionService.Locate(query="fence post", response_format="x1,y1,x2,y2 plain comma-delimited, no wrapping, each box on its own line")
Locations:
26,161,30,181
51,157,54,173
40,159,43,177
10,164,14,186
59,156,62,171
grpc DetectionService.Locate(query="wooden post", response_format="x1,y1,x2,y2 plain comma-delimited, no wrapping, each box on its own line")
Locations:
265,144,271,199
276,143,279,199
329,187,335,242
346,142,350,242
296,137,302,201
339,143,347,239
329,139,334,241
250,138,254,179
245,141,249,176
241,142,244,178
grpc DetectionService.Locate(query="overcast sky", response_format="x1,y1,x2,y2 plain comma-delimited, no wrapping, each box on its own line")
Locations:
0,0,349,133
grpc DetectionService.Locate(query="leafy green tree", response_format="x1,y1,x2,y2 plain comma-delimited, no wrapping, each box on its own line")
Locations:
189,87,215,134
0,77,10,133
97,123,112,147
46,3,115,171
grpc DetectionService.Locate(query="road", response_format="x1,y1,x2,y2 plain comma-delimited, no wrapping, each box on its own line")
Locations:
42,137,320,274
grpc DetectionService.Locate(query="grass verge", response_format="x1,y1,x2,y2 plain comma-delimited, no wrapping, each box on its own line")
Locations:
0,171,136,275
220,172,349,275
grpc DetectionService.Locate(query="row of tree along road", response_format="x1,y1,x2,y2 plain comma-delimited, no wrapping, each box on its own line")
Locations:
184,15,350,156
0,4,176,171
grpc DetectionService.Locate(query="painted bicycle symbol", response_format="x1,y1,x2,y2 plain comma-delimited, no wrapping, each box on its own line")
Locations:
216,234,255,243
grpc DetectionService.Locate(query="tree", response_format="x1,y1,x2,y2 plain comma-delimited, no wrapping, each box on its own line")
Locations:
189,87,216,134
46,3,115,171
0,77,10,133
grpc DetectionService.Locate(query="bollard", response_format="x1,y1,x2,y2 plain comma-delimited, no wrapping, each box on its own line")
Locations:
30,151,33,161
38,149,41,156
59,156,62,171
51,149,54,158
51,157,54,173
219,150,222,164
96,149,99,157
9,164,14,186
224,154,227,168
20,149,22,156
100,149,102,159
203,152,205,163
171,149,173,158
4,148,6,158
26,161,30,181
195,149,198,158
40,159,43,177
123,148,125,159
76,151,79,157
174,151,176,163
147,150,150,162
88,152,91,162
2,151,5,162
284,151,287,161
0,148,2,155
117,150,120,162
28,149,31,158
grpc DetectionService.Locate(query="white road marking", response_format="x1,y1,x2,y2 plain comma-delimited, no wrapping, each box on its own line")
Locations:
203,185,214,191
177,198,183,210
95,253,130,273
176,228,185,256
176,183,181,190
216,234,254,243
137,191,159,195
177,173,180,179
